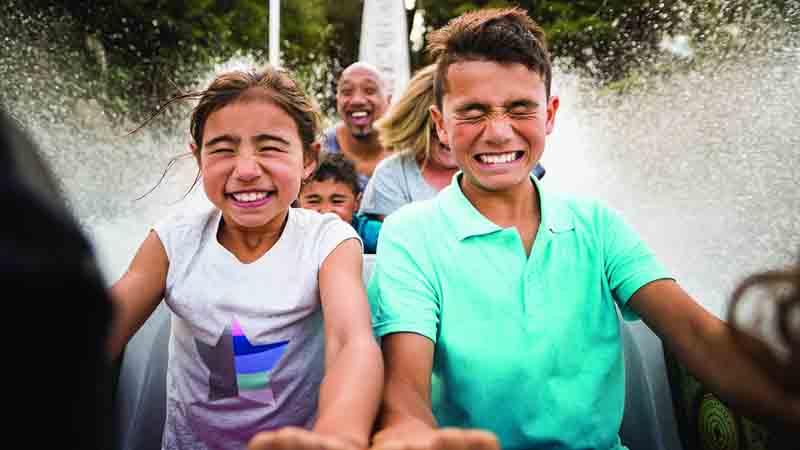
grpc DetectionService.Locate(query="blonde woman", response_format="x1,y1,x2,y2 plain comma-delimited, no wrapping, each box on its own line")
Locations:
359,63,546,220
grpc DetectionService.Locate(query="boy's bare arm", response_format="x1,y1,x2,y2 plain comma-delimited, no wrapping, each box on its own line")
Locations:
373,332,437,446
372,333,499,450
107,230,167,360
629,279,800,426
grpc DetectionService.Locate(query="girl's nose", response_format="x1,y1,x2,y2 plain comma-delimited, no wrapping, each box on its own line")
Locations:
234,156,260,181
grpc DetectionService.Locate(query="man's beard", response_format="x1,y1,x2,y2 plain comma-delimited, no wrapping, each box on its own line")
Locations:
349,125,373,140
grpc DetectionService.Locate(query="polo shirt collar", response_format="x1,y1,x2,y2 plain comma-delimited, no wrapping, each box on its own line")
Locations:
439,171,575,241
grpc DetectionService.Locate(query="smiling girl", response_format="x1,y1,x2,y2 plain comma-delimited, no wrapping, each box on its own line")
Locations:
107,66,382,450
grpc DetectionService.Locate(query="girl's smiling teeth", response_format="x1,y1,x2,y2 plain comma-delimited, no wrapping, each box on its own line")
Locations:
228,191,273,202
476,151,524,164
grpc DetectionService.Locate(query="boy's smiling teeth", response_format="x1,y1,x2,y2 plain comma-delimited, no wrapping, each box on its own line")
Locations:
477,151,522,164
231,191,269,202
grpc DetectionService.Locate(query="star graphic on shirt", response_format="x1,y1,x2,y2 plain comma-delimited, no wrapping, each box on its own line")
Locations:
195,317,289,403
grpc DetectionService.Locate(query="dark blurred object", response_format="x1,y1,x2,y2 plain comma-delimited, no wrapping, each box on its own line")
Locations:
664,258,800,450
533,163,545,180
0,108,114,449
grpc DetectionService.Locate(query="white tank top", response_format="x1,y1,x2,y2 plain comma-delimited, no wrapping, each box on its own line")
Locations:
153,206,359,450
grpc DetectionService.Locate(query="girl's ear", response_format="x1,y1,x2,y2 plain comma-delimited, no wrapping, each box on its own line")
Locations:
303,141,320,180
190,141,201,165
354,192,362,211
303,159,317,181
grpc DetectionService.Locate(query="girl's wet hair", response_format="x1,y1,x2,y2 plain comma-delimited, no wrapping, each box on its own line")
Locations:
134,65,322,199
728,257,800,395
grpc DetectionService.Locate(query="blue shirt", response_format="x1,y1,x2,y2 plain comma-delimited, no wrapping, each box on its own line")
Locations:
351,213,381,254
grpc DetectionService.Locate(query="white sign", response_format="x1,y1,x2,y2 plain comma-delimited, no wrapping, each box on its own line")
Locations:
359,0,411,100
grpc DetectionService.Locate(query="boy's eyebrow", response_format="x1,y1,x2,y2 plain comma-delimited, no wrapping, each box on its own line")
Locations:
455,102,487,113
204,134,239,147
331,193,351,200
302,193,321,200
507,99,539,108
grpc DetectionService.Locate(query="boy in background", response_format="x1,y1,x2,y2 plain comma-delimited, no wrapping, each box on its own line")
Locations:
299,152,382,254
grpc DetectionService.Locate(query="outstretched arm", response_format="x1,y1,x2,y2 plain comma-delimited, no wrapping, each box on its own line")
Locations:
249,238,383,450
315,238,384,447
373,332,437,446
106,230,168,360
371,332,499,450
629,279,800,427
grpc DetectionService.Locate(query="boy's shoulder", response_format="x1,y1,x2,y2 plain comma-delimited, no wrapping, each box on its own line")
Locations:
383,194,440,229
541,189,637,242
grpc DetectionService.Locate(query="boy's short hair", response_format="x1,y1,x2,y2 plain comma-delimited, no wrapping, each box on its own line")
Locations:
307,152,362,196
427,7,552,109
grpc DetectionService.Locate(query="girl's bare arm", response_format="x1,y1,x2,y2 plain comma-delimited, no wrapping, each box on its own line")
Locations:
107,230,168,360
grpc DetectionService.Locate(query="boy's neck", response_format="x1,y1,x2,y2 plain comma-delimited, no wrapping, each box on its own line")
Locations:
461,176,541,255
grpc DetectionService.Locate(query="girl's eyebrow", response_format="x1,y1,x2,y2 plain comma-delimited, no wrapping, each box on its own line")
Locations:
204,134,239,147
254,133,291,146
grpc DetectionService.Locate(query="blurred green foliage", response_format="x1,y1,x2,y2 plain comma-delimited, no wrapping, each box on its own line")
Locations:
2,0,795,123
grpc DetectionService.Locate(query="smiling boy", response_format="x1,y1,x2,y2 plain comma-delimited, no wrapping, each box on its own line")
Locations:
367,7,800,450
298,153,382,254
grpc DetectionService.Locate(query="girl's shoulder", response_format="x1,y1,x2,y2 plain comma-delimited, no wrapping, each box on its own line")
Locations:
287,208,360,258
289,207,354,235
153,204,219,251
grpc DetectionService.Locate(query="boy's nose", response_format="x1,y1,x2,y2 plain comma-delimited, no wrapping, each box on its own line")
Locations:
484,115,513,146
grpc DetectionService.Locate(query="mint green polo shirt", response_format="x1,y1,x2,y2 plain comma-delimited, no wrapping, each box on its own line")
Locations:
368,174,671,450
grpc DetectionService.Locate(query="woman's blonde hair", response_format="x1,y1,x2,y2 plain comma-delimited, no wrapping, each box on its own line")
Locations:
375,64,437,164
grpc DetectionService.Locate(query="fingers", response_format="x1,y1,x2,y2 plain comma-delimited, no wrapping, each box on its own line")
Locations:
248,427,360,450
372,428,500,450
431,429,500,450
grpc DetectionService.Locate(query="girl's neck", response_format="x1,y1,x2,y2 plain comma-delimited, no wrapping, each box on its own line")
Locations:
217,209,289,263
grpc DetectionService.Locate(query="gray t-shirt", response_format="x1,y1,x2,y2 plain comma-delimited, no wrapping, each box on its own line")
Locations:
154,206,358,450
359,152,438,217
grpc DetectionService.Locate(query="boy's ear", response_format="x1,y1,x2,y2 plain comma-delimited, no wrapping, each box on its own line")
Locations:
429,105,449,147
545,95,560,135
